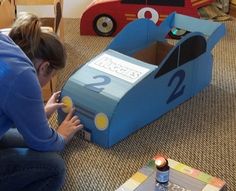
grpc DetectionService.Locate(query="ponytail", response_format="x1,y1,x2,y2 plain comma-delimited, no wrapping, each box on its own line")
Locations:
9,12,66,72
9,12,41,60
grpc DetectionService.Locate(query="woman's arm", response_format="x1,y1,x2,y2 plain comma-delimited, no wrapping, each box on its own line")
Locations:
3,68,65,151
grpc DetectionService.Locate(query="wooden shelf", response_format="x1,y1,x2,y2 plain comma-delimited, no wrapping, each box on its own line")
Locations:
15,0,54,5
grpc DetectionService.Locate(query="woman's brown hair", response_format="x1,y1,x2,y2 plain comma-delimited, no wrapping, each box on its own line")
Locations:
9,12,66,73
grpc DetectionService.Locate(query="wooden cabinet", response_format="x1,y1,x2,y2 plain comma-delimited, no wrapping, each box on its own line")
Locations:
0,0,15,29
230,3,236,17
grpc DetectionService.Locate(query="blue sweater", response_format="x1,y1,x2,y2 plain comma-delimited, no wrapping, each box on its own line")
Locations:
0,33,65,151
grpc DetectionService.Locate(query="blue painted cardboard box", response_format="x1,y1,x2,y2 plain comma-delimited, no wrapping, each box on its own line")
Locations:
58,13,225,148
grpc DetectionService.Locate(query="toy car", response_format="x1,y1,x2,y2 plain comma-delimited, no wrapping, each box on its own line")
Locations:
59,13,225,148
80,0,213,38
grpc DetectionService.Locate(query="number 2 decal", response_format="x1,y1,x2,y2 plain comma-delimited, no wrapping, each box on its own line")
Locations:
166,70,185,104
84,75,111,93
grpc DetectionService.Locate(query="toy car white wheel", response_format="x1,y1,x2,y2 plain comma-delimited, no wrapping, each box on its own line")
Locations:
169,27,189,39
93,14,116,36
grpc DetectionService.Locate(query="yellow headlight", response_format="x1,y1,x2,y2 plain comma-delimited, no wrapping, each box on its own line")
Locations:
94,113,109,130
61,96,73,113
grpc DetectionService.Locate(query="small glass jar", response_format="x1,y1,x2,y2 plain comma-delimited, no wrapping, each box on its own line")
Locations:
155,156,170,184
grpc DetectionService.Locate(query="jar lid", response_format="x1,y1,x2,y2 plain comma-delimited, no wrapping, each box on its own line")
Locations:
155,156,167,168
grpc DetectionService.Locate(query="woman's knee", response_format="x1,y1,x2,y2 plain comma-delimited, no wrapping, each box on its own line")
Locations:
0,149,66,191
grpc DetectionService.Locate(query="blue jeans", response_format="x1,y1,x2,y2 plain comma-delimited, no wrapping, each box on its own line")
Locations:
0,129,65,191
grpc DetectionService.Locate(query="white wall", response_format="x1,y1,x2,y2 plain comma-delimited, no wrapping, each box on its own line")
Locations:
17,0,93,18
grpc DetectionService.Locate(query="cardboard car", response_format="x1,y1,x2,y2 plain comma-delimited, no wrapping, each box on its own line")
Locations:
58,13,225,148
80,0,213,37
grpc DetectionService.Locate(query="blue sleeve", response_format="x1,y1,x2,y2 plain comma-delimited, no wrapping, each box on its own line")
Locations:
3,69,65,151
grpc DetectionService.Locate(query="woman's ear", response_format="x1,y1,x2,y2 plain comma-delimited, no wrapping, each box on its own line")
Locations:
38,61,50,76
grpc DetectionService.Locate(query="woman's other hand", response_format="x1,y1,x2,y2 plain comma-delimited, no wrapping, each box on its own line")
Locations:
45,91,64,118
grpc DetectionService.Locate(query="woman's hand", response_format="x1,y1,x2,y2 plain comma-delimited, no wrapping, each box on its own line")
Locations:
45,91,65,118
57,108,84,144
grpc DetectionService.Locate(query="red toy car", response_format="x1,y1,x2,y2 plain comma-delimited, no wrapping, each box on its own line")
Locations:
80,0,213,37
